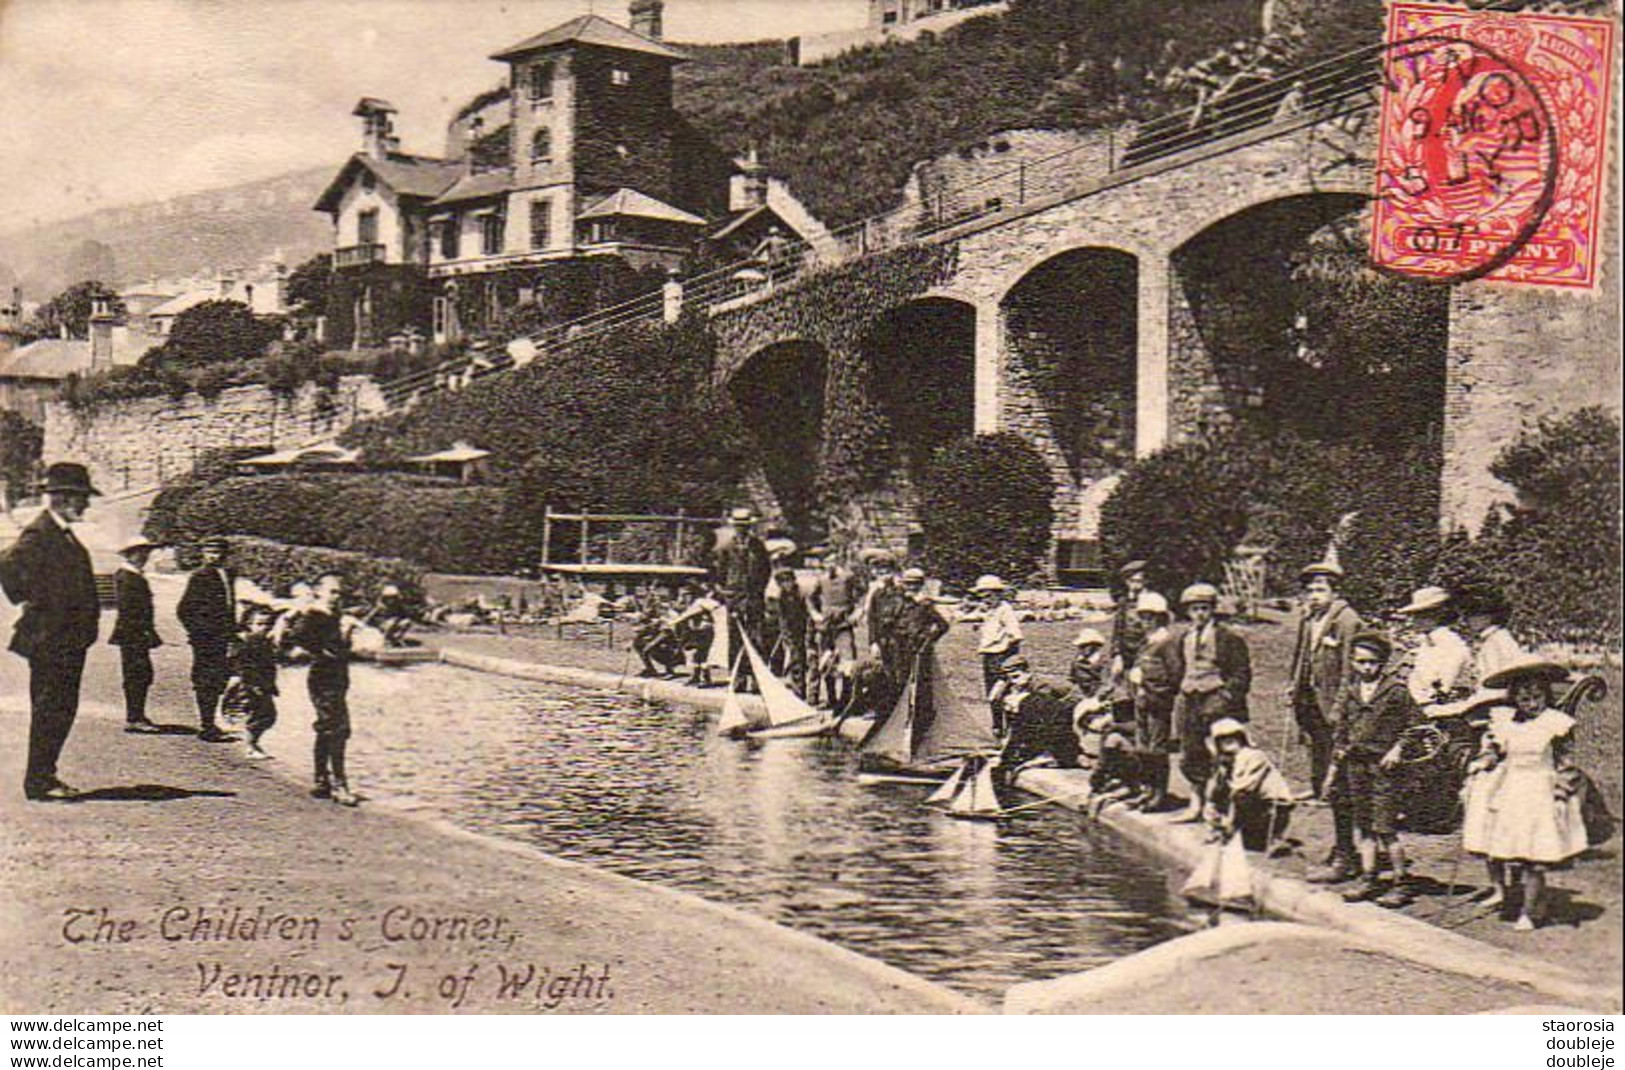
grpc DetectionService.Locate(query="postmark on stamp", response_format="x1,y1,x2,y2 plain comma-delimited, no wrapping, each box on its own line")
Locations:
1371,4,1615,288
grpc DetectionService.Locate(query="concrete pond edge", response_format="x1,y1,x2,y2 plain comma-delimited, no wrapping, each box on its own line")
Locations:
437,644,1624,1013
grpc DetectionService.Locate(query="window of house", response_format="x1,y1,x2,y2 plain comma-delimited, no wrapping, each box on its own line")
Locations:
357,208,379,246
528,61,554,102
361,170,376,192
480,213,506,256
611,67,632,87
438,217,460,260
881,11,898,24
530,199,552,250
531,127,552,163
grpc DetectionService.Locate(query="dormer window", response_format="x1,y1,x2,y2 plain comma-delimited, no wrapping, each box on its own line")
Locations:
611,68,632,87
527,61,554,103
531,127,552,163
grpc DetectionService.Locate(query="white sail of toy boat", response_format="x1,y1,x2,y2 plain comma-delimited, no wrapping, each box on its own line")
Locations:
1182,834,1254,907
925,760,968,806
858,667,918,767
716,651,751,736
743,633,825,730
946,759,1003,820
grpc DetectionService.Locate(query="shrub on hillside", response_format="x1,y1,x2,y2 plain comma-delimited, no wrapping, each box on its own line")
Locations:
1099,428,1440,609
918,433,1054,587
145,446,269,545
341,318,749,508
154,474,525,576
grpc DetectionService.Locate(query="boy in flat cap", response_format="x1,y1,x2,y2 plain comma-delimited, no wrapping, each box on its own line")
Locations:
178,535,239,741
110,537,164,733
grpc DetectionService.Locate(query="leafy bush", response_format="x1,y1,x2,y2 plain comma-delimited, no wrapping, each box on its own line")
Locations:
0,411,43,507
145,299,281,370
150,474,525,576
211,536,424,611
144,446,268,545
1472,408,1621,647
342,318,750,510
918,433,1055,587
1099,428,1440,609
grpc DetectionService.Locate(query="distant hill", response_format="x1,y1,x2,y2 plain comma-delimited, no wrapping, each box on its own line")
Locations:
0,166,333,301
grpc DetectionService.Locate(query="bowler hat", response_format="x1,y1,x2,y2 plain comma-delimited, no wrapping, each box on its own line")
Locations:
39,462,101,497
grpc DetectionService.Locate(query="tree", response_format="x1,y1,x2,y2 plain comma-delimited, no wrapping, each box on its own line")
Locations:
0,410,43,507
146,299,279,370
27,280,123,340
918,433,1055,587
285,253,332,320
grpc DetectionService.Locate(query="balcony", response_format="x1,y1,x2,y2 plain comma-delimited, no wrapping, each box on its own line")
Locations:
334,243,387,269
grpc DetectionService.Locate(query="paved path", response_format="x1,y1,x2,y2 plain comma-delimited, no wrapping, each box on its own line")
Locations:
0,693,977,1015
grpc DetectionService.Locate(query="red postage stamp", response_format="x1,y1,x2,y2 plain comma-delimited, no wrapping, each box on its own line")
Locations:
1371,3,1615,288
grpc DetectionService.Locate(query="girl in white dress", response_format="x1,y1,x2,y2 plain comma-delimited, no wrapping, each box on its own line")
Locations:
1462,658,1586,930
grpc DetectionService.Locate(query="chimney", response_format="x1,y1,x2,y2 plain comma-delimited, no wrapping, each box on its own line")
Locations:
89,297,118,370
630,0,663,39
353,98,400,160
729,147,769,211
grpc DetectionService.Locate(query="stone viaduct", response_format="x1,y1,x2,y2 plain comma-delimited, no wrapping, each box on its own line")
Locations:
710,104,1619,569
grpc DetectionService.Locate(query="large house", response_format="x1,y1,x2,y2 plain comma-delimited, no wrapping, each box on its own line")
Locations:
315,1,818,351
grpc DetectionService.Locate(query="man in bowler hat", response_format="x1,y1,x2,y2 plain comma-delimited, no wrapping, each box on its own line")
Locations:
177,535,237,741
110,537,164,733
0,462,103,800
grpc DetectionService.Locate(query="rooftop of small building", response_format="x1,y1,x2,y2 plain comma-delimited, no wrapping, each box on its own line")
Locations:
0,338,92,381
490,14,689,64
314,152,467,212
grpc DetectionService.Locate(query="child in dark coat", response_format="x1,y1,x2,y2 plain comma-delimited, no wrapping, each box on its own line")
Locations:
222,606,280,760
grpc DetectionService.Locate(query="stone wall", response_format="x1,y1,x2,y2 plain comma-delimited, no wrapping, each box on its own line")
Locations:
42,376,389,494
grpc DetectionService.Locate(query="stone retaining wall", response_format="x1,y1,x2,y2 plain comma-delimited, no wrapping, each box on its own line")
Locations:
42,375,389,493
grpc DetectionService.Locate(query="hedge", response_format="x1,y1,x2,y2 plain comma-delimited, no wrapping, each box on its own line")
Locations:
918,433,1055,588
212,536,424,611
1098,428,1441,611
151,474,525,576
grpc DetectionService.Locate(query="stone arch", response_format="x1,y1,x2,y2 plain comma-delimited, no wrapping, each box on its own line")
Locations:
1167,191,1451,459
859,296,978,486
728,339,828,535
998,246,1140,488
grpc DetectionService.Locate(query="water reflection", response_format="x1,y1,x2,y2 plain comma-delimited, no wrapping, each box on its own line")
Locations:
347,665,1195,1001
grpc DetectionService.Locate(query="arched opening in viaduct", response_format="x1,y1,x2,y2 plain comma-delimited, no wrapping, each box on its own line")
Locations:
861,297,977,486
729,339,828,535
1169,193,1451,466
999,248,1139,489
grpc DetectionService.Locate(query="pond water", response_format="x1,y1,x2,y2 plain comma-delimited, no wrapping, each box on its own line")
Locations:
344,664,1197,1002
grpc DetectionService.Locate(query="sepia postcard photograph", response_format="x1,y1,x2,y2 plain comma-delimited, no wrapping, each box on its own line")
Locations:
0,0,1619,1027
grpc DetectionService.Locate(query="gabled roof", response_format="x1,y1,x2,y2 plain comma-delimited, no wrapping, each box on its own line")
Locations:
147,290,219,319
491,15,689,63
407,443,491,464
313,153,465,213
0,339,92,381
578,187,705,226
240,442,362,467
430,169,516,207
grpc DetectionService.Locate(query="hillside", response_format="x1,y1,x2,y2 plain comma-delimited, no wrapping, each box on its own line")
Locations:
672,0,1383,226
0,167,332,301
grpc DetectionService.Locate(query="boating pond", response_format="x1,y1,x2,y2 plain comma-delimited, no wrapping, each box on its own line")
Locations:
343,663,1198,1001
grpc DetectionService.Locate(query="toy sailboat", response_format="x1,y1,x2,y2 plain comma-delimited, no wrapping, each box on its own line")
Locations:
717,633,833,739
926,755,1004,820
858,649,997,783
1181,833,1256,911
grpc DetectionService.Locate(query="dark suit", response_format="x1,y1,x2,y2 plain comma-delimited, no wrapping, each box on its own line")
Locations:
0,511,100,794
1132,627,1184,800
177,566,237,730
1177,621,1252,792
715,527,769,686
110,566,163,723
1288,598,1361,796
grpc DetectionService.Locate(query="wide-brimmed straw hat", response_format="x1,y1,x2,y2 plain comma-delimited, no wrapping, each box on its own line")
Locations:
1397,586,1451,614
900,567,926,587
1483,657,1570,691
972,574,1007,594
1208,717,1250,743
1135,591,1169,615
